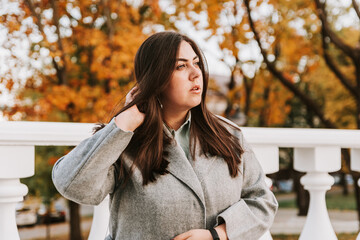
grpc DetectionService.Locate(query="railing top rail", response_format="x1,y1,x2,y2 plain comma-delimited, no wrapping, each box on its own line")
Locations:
241,127,360,148
0,121,94,146
0,121,360,148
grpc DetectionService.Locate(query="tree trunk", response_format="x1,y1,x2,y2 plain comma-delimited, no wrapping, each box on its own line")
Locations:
68,200,82,240
45,205,51,240
258,85,270,127
351,172,360,229
293,170,309,216
339,171,349,196
225,72,236,118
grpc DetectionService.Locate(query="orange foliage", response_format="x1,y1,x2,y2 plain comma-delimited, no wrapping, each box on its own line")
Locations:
173,0,295,126
172,0,358,128
48,156,59,166
2,0,165,123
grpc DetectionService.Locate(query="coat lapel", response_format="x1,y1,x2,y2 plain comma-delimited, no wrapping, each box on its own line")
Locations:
164,130,205,207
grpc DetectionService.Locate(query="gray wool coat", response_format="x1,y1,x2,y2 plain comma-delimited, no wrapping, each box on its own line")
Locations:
52,117,278,240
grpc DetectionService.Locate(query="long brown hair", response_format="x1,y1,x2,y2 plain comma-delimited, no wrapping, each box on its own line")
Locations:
97,31,244,185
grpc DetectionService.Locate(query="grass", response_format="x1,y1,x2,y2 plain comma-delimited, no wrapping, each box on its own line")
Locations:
276,189,357,210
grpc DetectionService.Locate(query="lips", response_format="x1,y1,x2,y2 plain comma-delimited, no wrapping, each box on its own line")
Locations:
190,85,201,93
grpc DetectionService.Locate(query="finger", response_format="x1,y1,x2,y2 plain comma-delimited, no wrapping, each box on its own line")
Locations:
128,86,139,98
130,86,138,94
125,94,133,103
125,91,135,105
173,231,190,240
125,86,139,104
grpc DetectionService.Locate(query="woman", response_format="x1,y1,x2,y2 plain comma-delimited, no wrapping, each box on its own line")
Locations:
52,31,278,240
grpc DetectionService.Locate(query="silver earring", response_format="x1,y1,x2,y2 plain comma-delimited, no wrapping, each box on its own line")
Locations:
157,97,163,109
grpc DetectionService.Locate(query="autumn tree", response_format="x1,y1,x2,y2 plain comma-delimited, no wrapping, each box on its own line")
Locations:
170,0,294,127
1,0,169,239
169,0,358,126
243,0,360,219
170,0,360,217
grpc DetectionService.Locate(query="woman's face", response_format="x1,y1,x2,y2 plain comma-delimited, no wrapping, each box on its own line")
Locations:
161,41,203,113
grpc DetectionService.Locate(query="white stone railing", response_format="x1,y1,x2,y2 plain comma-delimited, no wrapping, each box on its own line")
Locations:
1,121,360,240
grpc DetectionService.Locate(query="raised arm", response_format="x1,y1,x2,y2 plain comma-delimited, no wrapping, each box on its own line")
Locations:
52,119,134,205
52,87,145,205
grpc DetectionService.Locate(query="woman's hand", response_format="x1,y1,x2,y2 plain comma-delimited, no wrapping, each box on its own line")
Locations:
173,224,227,240
115,86,145,132
173,229,212,240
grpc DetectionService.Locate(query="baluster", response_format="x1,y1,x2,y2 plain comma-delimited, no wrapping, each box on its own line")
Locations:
0,146,34,240
0,179,29,240
350,149,360,240
252,145,279,175
252,145,279,240
88,195,110,240
294,147,341,240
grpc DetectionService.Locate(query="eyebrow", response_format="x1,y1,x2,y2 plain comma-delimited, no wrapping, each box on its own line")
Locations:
176,56,199,62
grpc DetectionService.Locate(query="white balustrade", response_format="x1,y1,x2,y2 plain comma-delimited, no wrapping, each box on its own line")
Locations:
350,148,360,240
1,121,360,240
242,127,360,240
0,121,93,240
0,145,35,240
88,195,110,240
294,147,341,240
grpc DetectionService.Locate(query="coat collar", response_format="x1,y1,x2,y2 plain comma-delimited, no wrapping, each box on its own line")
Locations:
163,123,205,207
165,141,205,207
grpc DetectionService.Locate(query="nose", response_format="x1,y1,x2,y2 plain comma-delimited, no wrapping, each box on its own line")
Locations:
189,64,201,81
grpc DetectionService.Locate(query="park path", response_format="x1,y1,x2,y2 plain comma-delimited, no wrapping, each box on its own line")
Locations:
19,218,92,240
271,208,359,234
18,208,359,239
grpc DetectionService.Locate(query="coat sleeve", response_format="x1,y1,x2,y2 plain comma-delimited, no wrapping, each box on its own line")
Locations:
52,118,134,205
216,130,278,240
